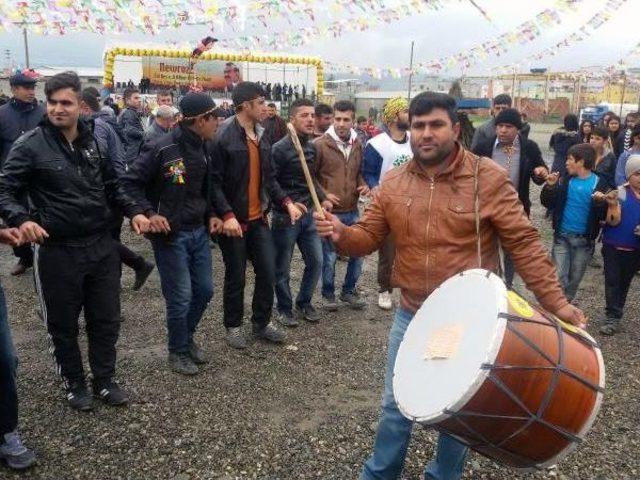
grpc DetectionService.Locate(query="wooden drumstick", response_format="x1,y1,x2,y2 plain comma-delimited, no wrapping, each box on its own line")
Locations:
286,123,326,220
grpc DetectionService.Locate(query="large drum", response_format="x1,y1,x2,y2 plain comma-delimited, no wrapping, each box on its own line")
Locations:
393,269,605,470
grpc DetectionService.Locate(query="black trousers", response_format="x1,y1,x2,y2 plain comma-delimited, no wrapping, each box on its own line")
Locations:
218,219,275,329
34,234,121,388
111,221,146,271
602,244,640,320
13,191,33,266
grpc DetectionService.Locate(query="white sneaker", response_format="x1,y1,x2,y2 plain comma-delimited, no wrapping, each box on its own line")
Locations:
378,291,393,310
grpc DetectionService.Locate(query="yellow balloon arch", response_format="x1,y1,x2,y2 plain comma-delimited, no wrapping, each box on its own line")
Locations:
103,46,324,96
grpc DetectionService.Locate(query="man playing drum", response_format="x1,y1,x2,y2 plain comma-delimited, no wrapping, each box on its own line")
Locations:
314,92,586,480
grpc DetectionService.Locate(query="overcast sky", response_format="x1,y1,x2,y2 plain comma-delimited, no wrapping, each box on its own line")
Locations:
0,0,638,77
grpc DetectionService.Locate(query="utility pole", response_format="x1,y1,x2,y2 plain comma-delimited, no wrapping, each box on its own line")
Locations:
22,28,30,68
620,70,627,117
407,40,414,102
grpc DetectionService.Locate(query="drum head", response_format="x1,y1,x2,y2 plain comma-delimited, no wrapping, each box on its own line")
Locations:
393,269,508,424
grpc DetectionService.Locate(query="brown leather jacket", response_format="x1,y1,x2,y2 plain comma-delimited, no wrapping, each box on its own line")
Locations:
335,143,568,314
314,133,367,213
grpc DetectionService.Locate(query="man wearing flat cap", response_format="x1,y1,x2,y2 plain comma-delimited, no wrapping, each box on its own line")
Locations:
473,107,548,288
123,92,223,376
0,70,45,276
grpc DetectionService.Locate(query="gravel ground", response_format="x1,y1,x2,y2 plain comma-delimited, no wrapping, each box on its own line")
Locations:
2,124,639,480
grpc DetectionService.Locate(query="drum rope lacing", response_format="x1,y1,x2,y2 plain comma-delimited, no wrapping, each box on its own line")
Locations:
434,309,602,470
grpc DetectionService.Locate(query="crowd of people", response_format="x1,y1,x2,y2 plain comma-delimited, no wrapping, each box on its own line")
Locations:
0,69,637,480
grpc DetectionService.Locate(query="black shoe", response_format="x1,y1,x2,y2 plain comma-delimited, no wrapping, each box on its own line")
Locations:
296,304,320,323
168,352,199,375
92,380,129,406
277,310,300,327
10,261,29,276
133,261,155,291
340,291,366,310
253,322,286,343
66,382,94,411
188,341,209,365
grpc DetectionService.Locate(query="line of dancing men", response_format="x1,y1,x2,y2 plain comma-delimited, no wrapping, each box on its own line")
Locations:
0,70,637,479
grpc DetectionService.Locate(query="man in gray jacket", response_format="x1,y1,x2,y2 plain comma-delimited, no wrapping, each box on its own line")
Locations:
470,94,512,151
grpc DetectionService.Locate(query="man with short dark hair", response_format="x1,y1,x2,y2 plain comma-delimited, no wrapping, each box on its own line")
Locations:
0,70,45,276
314,91,585,480
118,87,145,166
615,111,640,161
270,98,329,327
80,89,155,291
313,103,334,139
124,92,221,375
315,100,369,310
470,93,512,150
0,71,149,411
355,115,370,146
473,108,548,287
262,102,287,145
211,81,286,349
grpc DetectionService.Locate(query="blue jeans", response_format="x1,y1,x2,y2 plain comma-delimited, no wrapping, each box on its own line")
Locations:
0,282,18,436
552,233,592,301
321,210,363,298
272,211,322,314
152,227,213,354
361,308,468,480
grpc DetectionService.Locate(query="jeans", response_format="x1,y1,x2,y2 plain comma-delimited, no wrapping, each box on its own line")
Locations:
322,210,363,298
602,244,640,320
0,283,18,436
552,233,592,301
272,211,322,314
152,227,213,354
361,308,468,480
218,220,276,329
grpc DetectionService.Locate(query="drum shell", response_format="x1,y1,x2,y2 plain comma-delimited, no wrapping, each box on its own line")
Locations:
433,297,604,469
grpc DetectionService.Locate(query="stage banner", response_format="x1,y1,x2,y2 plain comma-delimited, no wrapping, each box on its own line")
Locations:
142,57,243,91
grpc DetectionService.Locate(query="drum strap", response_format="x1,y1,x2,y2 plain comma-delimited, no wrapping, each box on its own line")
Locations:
473,156,482,268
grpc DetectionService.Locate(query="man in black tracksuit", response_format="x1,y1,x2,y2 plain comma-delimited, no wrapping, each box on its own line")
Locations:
0,72,148,411
0,71,46,276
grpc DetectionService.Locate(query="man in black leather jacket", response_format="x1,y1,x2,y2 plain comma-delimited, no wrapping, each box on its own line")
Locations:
270,98,329,327
0,71,149,412
210,82,286,349
123,92,222,376
0,71,46,276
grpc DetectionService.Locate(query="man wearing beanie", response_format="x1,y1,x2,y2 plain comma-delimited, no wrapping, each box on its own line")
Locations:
210,81,286,349
362,97,412,310
597,154,640,335
122,92,222,375
473,107,548,288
